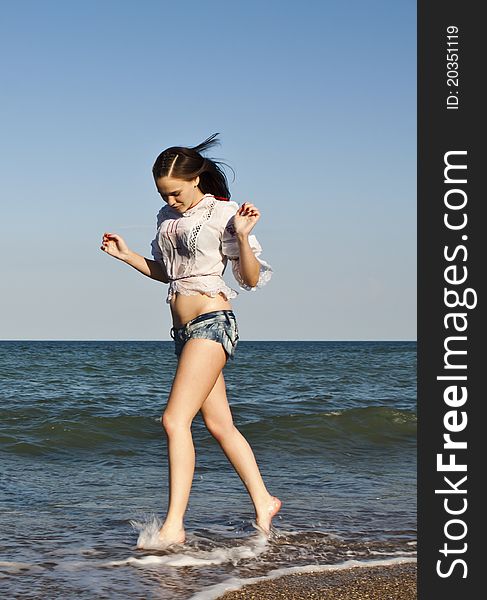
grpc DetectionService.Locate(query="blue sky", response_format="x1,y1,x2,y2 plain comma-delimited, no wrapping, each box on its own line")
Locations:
1,0,416,340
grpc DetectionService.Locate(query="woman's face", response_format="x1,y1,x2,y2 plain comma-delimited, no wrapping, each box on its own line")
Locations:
155,176,202,213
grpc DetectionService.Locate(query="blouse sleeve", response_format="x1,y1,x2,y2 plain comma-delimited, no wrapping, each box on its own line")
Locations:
150,207,165,264
221,203,273,291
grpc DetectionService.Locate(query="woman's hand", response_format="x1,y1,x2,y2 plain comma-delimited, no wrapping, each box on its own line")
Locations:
100,232,131,261
233,202,260,237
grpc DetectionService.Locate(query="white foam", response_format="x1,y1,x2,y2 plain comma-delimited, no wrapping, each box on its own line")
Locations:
188,556,417,600
104,539,267,569
368,550,417,556
0,561,45,573
244,526,345,543
343,546,417,560
102,515,270,569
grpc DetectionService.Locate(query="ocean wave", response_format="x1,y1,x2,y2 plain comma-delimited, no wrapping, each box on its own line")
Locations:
0,414,159,456
240,406,416,445
0,406,416,456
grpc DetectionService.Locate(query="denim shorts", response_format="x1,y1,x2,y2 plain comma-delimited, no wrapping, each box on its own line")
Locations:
170,310,239,361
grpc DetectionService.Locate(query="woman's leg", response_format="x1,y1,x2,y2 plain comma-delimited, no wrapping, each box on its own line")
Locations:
200,372,281,534
157,338,227,545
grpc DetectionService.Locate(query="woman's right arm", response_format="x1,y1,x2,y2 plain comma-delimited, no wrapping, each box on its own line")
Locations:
100,232,169,283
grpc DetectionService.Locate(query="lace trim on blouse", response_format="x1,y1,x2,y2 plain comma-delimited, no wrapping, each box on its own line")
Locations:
166,276,238,304
188,200,216,256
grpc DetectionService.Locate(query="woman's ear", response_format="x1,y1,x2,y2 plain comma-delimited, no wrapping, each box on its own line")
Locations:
194,176,200,188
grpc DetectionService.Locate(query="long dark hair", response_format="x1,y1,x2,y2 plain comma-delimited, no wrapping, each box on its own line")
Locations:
152,133,234,199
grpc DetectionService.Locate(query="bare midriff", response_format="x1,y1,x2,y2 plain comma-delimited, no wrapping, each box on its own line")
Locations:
169,292,233,329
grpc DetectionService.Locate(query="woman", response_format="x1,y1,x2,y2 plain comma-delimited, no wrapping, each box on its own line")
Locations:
100,133,281,548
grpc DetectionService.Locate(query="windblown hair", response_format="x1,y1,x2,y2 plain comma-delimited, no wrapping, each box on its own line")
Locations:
152,133,234,199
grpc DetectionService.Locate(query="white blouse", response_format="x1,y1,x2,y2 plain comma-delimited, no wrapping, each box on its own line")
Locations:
150,194,273,304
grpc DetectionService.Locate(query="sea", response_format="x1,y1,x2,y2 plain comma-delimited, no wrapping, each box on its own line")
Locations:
0,340,416,599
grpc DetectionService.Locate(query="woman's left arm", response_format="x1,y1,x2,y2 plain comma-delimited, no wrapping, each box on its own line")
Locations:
222,201,273,291
235,233,261,288
233,202,262,288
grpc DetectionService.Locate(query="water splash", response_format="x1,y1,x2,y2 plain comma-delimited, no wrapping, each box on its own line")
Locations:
104,514,272,568
129,514,168,550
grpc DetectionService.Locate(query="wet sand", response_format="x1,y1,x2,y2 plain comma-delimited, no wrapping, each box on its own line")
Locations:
217,562,416,599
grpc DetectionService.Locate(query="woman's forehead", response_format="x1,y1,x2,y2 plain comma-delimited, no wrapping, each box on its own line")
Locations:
156,176,188,193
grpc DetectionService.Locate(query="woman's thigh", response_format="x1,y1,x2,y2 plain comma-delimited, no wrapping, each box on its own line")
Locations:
163,338,227,426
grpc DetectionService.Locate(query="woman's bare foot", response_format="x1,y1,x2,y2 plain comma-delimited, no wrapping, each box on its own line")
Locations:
156,522,186,546
135,521,186,550
255,495,282,535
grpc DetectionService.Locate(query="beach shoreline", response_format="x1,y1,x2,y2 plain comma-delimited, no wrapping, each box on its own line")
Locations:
215,561,417,600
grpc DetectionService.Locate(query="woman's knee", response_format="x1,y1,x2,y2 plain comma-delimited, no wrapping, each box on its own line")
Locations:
205,419,237,442
161,410,192,435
